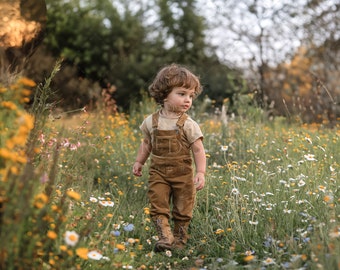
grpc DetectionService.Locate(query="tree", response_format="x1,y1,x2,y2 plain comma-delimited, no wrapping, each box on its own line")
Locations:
156,0,246,107
40,0,166,110
204,0,311,107
198,0,339,121
25,0,247,111
157,0,207,65
0,0,46,72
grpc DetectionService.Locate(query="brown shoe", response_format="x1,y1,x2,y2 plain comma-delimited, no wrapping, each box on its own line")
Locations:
173,221,189,250
152,215,174,252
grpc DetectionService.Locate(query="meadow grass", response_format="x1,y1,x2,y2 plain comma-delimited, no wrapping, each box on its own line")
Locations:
0,69,339,269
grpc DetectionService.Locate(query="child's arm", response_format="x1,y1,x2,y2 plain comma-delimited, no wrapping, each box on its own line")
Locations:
191,138,206,190
133,137,152,177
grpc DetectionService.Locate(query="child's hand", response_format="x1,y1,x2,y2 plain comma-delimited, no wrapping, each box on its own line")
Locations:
133,162,143,177
194,172,205,191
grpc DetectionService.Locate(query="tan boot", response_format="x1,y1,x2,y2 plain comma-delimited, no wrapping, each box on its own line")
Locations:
152,215,174,252
173,221,189,250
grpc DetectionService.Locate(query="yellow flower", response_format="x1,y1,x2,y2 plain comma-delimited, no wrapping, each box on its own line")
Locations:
130,252,136,258
18,77,36,87
66,190,81,201
244,255,255,262
116,244,125,250
215,229,224,234
1,101,17,110
76,248,89,260
34,193,49,209
35,193,49,203
60,245,67,252
10,166,19,175
15,155,27,164
301,254,308,261
324,195,333,203
21,89,32,96
0,148,11,159
18,114,34,130
47,230,57,240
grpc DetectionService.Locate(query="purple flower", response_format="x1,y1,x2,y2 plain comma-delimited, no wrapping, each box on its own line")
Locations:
110,230,120,237
124,224,134,232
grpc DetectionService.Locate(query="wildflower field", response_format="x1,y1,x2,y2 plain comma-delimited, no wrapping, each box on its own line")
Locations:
1,67,339,269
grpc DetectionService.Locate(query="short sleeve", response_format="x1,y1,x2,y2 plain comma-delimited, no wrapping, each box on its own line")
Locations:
184,117,203,145
139,115,152,141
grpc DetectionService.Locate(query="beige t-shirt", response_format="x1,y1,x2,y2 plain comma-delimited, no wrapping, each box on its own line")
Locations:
140,112,203,145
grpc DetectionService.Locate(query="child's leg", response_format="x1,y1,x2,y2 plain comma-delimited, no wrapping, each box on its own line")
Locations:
148,171,174,251
152,215,174,252
171,173,196,249
173,220,190,249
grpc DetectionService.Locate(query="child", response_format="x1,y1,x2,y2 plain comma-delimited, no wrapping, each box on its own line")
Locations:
133,64,206,252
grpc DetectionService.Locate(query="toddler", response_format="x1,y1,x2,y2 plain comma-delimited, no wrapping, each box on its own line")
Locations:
133,64,206,251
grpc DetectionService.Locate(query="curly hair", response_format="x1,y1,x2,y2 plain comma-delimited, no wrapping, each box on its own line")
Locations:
148,64,203,106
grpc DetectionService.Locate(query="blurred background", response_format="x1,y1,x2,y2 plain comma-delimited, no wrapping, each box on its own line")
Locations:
0,0,339,124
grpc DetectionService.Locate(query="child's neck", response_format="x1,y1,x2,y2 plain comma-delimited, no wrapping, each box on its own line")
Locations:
160,108,182,118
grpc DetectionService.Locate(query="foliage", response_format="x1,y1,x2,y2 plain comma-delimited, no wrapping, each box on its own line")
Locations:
264,45,339,125
43,0,166,110
1,68,339,269
158,0,207,64
199,0,339,120
0,76,35,178
39,0,245,111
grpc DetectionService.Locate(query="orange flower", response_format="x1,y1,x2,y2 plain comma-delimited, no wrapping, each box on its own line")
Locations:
34,193,49,209
18,77,36,87
76,248,89,260
116,244,125,250
1,101,17,110
67,190,81,201
244,255,255,262
60,245,67,252
47,230,57,240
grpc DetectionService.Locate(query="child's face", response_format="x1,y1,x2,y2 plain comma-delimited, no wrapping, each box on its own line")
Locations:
164,87,195,113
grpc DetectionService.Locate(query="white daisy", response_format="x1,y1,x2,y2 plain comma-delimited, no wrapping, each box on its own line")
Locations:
304,154,317,161
64,231,79,247
221,145,229,151
99,200,114,207
231,188,240,195
262,257,275,265
87,250,103,260
89,197,98,203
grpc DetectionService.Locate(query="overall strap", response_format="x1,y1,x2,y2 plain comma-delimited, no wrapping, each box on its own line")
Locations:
176,113,188,127
152,111,160,128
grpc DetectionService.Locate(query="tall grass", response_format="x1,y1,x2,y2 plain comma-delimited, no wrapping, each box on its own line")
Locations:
0,67,339,269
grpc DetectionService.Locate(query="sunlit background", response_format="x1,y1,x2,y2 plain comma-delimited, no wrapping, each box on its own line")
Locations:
0,0,339,124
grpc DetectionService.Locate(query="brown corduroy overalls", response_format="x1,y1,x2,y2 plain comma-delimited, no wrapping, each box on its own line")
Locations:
148,111,196,223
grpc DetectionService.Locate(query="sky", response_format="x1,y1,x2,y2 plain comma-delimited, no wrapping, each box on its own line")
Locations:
110,0,312,69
